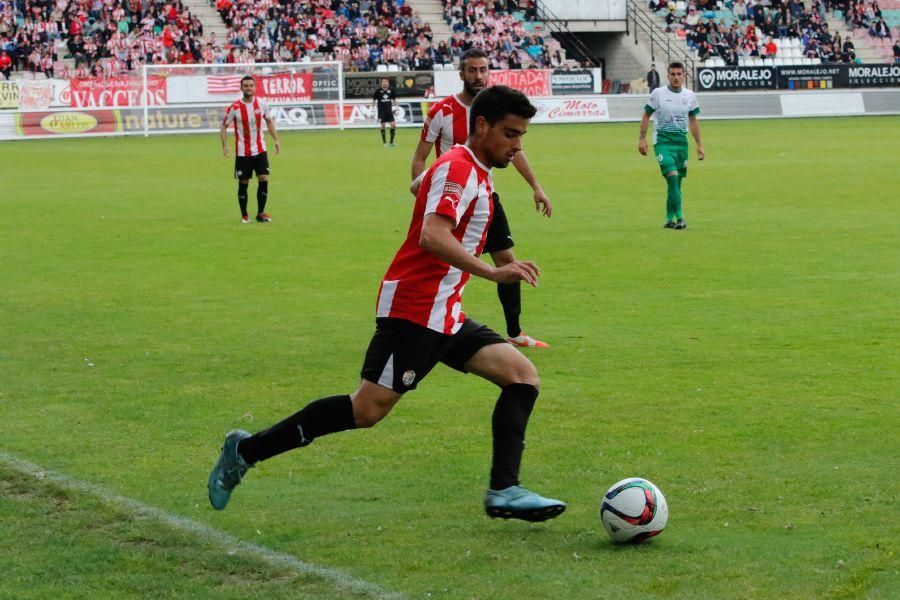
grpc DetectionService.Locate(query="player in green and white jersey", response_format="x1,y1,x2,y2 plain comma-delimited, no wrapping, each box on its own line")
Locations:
638,62,705,230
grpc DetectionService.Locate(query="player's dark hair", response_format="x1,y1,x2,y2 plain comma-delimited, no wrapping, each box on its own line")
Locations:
460,48,489,70
668,61,685,72
241,75,254,83
468,85,536,133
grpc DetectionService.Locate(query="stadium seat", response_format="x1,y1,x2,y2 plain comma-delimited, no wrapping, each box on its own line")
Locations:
810,58,821,64
763,58,774,66
387,64,400,72
376,64,388,72
774,58,784,66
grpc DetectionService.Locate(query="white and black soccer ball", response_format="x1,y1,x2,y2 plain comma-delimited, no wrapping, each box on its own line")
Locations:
600,477,668,543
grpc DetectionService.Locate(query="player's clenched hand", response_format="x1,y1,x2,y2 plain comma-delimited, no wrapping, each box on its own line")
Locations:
638,138,648,156
409,175,423,196
697,146,705,161
533,188,553,217
491,261,541,287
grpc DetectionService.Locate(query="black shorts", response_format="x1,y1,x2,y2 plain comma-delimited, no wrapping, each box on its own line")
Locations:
378,108,396,123
234,152,270,180
360,317,507,393
483,192,514,254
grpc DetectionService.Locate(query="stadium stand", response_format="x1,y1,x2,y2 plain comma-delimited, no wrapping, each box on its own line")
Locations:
0,0,569,79
644,0,898,67
441,0,573,68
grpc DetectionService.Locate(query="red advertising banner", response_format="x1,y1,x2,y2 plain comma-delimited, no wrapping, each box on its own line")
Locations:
66,76,167,107
489,70,552,97
256,73,313,101
16,110,121,137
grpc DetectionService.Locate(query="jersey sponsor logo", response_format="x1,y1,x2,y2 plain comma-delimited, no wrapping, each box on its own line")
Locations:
402,370,416,387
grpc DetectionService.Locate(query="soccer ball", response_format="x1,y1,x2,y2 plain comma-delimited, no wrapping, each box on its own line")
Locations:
600,477,668,543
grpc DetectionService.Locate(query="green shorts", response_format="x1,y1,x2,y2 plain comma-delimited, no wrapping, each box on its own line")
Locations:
654,144,688,178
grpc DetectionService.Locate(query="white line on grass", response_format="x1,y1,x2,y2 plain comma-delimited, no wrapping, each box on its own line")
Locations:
0,450,404,600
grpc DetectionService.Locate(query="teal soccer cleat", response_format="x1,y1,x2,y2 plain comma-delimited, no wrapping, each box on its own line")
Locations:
484,486,567,522
207,429,252,510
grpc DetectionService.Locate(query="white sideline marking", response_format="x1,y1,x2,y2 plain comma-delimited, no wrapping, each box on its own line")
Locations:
0,450,404,600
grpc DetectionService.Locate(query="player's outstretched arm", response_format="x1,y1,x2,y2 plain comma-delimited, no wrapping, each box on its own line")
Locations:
689,114,704,160
420,214,539,286
638,113,651,156
511,151,552,217
219,121,229,157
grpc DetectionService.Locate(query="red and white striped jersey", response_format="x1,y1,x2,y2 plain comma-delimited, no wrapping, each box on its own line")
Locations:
421,94,470,158
223,97,272,157
376,145,494,335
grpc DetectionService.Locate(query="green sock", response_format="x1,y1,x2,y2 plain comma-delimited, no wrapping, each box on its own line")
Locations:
666,175,681,222
676,175,685,220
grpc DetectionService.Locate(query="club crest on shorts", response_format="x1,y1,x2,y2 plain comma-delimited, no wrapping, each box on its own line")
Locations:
402,370,416,386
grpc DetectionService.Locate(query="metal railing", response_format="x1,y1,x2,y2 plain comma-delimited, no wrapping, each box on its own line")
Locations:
627,2,696,84
532,1,602,68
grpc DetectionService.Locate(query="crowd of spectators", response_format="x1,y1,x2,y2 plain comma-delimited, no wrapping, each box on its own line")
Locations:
650,0,896,65
441,0,560,68
211,0,446,72
0,0,210,80
0,0,562,80
843,1,892,40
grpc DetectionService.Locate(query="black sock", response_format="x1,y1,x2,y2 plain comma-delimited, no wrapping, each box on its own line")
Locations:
237,182,249,216
490,383,538,490
237,395,355,464
257,180,268,214
380,128,386,143
389,128,395,143
497,282,522,338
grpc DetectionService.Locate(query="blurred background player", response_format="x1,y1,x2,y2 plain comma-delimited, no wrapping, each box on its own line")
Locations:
372,77,398,147
638,62,704,230
411,48,552,349
208,86,566,523
220,75,281,223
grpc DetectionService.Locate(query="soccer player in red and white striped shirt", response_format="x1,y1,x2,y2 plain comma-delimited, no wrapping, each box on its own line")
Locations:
411,48,553,349
208,86,567,523
220,75,281,223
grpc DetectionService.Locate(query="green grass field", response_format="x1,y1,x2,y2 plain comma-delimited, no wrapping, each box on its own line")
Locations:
1,117,898,599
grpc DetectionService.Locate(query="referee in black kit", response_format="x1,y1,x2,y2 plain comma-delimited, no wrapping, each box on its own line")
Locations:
372,77,398,147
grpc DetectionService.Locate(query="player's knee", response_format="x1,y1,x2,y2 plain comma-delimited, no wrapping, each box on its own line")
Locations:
353,407,385,428
506,358,540,389
350,389,398,428
352,400,389,428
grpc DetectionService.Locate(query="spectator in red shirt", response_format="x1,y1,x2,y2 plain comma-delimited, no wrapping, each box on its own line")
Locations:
162,25,175,48
0,50,12,80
